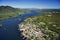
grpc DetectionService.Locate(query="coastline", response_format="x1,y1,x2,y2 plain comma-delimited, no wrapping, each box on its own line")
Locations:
18,13,60,40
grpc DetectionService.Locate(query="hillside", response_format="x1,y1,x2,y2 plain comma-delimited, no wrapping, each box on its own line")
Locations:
0,6,19,14
0,6,29,20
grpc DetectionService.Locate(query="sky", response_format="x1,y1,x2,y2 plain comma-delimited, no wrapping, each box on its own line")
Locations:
0,0,60,9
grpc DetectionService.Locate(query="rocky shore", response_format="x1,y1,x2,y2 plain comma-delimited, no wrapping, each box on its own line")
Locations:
18,18,45,40
18,14,60,40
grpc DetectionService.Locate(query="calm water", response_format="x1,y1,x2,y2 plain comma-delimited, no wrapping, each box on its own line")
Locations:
0,11,41,40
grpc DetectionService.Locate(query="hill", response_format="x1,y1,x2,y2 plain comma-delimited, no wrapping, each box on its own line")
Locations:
0,6,29,20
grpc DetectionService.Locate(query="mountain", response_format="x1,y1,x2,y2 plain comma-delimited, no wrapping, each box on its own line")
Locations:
0,6,20,14
0,6,21,20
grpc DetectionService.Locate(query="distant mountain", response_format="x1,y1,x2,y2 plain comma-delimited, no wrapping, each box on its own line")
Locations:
40,9,60,12
0,6,20,14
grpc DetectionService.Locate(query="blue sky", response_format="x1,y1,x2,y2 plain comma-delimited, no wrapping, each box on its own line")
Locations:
0,0,60,9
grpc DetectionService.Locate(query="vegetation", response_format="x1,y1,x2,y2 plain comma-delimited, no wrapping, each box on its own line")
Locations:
19,10,60,40
0,6,60,40
0,6,29,20
30,12,60,40
0,24,2,28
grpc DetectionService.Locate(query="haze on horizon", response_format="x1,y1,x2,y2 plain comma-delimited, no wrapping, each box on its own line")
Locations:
0,0,60,9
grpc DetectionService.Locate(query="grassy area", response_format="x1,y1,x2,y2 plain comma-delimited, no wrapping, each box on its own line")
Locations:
0,6,29,20
0,13,18,20
24,12,60,40
0,24,2,28
31,13,60,31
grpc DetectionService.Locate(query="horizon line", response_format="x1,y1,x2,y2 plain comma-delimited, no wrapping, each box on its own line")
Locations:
0,5,60,9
